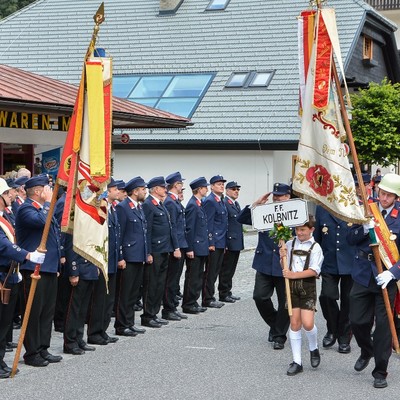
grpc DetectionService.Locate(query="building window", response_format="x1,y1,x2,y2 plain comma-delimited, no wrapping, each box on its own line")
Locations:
206,0,230,11
113,73,215,118
225,71,274,89
363,36,373,60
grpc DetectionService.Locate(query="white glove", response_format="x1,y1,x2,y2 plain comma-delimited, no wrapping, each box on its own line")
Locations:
30,250,46,264
363,219,375,234
376,270,395,289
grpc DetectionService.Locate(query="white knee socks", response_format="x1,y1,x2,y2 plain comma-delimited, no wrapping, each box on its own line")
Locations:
304,325,318,351
289,328,302,365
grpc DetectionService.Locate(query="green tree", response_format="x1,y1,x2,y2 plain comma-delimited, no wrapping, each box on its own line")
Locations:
350,78,400,167
0,0,35,19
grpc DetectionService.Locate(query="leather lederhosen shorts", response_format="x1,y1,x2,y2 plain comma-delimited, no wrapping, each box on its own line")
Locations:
289,277,317,311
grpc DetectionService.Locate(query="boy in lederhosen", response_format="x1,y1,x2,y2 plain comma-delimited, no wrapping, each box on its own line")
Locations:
280,216,324,376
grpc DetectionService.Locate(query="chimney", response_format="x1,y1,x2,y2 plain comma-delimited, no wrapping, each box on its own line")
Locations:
159,0,184,15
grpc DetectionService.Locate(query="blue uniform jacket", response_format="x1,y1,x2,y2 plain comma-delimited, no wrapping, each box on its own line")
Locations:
347,201,400,287
116,198,148,263
64,233,99,280
237,205,282,277
314,206,356,275
16,198,61,274
143,196,175,254
108,205,122,274
224,197,244,252
164,193,188,249
203,193,228,249
0,224,28,284
184,196,209,257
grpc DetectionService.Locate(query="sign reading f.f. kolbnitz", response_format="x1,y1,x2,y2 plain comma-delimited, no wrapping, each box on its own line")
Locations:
251,199,309,231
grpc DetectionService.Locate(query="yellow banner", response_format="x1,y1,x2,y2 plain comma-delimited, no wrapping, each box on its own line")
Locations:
85,61,105,176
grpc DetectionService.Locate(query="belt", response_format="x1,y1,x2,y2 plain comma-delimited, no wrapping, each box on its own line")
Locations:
358,250,375,262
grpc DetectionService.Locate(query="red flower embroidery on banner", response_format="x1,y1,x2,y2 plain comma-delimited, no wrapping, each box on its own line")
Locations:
312,111,340,138
306,165,334,197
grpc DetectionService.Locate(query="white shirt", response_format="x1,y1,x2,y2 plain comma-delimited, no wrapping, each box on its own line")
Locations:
285,236,323,276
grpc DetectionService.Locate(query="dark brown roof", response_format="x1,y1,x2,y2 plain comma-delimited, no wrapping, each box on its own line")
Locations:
0,64,192,129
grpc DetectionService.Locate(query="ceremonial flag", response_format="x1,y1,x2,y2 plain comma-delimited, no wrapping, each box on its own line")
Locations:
293,8,366,224
58,53,112,280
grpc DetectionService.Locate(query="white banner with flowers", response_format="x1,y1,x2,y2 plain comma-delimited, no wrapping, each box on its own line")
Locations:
293,8,366,224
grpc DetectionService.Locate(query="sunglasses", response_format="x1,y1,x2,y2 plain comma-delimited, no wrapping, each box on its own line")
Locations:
230,188,240,191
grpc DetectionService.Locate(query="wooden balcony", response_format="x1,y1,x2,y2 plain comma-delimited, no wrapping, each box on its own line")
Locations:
366,0,400,10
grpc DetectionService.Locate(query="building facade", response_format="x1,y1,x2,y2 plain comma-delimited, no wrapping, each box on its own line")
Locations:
0,0,399,206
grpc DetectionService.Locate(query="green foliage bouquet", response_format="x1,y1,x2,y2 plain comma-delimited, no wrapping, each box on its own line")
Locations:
268,223,292,244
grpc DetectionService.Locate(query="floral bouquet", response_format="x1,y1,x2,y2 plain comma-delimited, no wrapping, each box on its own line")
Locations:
268,223,292,244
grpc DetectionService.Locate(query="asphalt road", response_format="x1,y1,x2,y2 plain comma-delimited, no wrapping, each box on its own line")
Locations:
2,232,400,399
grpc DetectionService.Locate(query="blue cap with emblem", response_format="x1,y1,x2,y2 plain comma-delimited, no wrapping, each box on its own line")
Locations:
210,175,226,184
272,183,291,195
107,178,118,189
25,175,49,189
226,181,241,189
125,176,147,192
5,178,18,189
166,171,185,185
190,177,209,190
147,176,167,189
14,176,29,187
115,180,126,190
354,173,371,186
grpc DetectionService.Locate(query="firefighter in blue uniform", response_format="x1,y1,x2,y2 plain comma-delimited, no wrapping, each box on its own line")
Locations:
0,178,45,378
141,176,179,328
219,181,244,303
237,183,291,349
114,176,148,335
162,171,188,321
347,173,400,389
15,175,63,367
182,177,210,314
202,175,228,308
314,205,356,353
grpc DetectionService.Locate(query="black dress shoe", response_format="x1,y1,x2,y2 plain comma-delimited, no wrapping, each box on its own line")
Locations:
116,328,138,336
268,331,273,343
0,361,18,375
154,317,169,325
101,333,119,343
79,343,96,351
130,325,146,334
273,341,284,350
25,355,50,366
182,306,200,314
174,311,188,319
88,337,109,345
322,332,336,348
219,296,236,303
205,300,224,308
0,368,11,379
5,345,12,352
374,378,388,388
13,322,21,329
40,352,63,363
141,319,162,328
196,306,207,312
287,362,303,376
354,355,372,372
162,312,181,321
230,294,241,301
63,347,85,355
6,342,17,349
338,343,351,354
310,349,320,368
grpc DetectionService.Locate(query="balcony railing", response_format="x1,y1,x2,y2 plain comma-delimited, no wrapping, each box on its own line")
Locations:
366,0,400,10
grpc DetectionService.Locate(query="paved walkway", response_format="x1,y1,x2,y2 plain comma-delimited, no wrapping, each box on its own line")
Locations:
2,232,400,399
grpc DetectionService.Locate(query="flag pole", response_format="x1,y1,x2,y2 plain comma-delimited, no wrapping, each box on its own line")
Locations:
11,2,106,378
315,0,399,353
